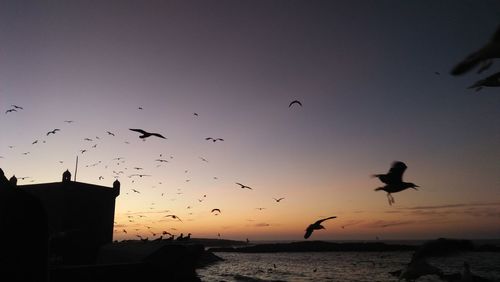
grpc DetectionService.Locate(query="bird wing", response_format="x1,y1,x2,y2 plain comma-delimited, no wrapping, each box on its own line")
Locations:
304,226,314,239
387,161,407,183
205,137,213,140
211,209,221,213
129,128,147,134
314,216,337,225
236,182,244,187
151,133,166,139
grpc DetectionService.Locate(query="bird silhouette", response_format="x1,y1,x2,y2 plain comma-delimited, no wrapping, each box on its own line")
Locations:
5,108,17,114
211,208,221,214
32,140,38,145
106,131,115,136
193,112,199,117
129,128,166,139
205,137,224,142
199,157,209,162
236,182,252,190
64,120,74,123
304,216,337,239
373,161,419,205
46,129,60,135
451,25,500,75
11,105,23,110
273,197,285,202
156,159,168,163
289,100,303,107
131,189,141,194
467,71,500,91
165,214,182,222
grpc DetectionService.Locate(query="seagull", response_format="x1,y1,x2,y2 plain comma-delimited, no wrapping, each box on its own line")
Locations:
107,131,115,136
373,161,419,205
451,25,500,75
211,208,221,214
129,128,166,139
304,216,337,239
289,100,303,108
236,182,252,190
273,197,285,202
205,137,224,142
165,214,182,222
5,109,17,114
11,105,23,110
467,71,500,91
46,129,60,135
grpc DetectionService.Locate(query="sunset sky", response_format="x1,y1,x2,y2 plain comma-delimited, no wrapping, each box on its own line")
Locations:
1,0,499,241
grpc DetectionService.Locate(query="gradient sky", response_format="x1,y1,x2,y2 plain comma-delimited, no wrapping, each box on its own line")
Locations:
1,0,499,241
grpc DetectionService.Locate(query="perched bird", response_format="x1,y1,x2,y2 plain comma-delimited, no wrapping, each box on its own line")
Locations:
5,108,17,114
46,129,60,135
236,182,252,190
129,128,166,139
211,208,221,214
273,197,285,202
467,71,500,91
373,161,419,205
205,137,224,142
451,25,500,75
289,100,303,107
304,216,337,239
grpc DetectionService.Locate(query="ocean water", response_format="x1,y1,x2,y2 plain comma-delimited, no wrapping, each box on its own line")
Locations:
197,251,500,282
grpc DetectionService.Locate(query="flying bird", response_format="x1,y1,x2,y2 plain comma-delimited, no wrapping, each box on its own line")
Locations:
193,112,199,117
106,131,115,136
451,25,500,75
199,157,209,162
46,129,60,135
156,159,168,163
211,208,221,214
289,100,303,108
205,137,224,142
11,105,23,110
131,189,141,194
373,161,419,205
236,182,252,190
304,216,337,239
165,214,182,222
273,197,285,202
5,109,17,114
129,128,166,139
32,140,38,145
64,120,74,123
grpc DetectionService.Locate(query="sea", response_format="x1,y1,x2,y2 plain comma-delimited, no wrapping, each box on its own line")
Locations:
197,241,500,282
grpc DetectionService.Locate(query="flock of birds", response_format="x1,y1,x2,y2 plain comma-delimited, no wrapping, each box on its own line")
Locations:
2,25,499,249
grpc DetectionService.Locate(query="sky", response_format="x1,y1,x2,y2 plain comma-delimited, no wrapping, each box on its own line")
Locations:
1,0,499,241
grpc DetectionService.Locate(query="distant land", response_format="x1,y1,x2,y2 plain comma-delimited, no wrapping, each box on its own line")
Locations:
205,239,500,253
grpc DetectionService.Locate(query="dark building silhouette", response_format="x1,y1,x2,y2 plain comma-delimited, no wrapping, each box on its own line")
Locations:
15,170,120,264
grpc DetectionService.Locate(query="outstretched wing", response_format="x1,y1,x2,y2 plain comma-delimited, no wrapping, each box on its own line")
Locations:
387,161,407,183
304,226,314,239
129,128,147,134
151,133,166,139
314,216,337,225
289,100,303,107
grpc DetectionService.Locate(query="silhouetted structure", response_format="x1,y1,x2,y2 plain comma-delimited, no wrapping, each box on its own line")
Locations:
16,170,120,265
0,168,49,281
